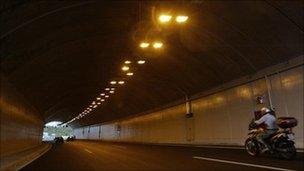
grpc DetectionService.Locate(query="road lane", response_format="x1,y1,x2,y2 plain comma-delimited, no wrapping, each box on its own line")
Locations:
22,140,304,171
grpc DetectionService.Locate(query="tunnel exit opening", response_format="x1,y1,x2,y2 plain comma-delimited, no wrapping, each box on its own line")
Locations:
42,121,73,141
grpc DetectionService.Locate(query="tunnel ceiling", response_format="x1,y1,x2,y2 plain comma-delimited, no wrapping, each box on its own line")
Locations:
1,1,303,127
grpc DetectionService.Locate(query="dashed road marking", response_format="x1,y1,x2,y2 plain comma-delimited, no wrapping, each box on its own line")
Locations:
84,148,93,154
111,145,127,150
193,156,295,171
194,145,244,150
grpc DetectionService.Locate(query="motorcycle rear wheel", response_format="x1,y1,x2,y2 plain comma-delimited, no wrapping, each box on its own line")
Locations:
245,138,260,156
278,142,296,159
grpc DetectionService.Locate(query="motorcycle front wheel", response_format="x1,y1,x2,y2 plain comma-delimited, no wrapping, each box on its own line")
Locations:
245,138,260,156
278,141,296,159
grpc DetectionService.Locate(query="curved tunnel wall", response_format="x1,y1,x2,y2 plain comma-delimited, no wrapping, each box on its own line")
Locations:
74,59,303,148
0,76,43,158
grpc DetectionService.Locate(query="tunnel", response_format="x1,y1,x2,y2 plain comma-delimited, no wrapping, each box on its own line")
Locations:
0,1,303,170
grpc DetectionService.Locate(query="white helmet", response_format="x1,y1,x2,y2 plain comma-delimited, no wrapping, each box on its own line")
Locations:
261,107,271,115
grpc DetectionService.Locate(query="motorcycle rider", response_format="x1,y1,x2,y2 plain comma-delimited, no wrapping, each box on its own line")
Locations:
254,107,278,152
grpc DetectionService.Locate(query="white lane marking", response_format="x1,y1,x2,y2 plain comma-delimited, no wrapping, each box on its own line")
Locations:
111,145,127,149
84,148,93,154
193,156,295,171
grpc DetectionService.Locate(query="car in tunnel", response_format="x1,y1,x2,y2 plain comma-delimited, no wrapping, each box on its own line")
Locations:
66,136,76,142
54,137,64,144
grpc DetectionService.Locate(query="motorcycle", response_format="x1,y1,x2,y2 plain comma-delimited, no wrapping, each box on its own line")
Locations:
245,117,297,159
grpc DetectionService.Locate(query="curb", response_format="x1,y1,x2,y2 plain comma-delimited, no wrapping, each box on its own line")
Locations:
0,144,52,171
77,139,304,153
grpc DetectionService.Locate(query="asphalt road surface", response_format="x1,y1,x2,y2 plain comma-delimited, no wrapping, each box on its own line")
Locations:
22,140,303,171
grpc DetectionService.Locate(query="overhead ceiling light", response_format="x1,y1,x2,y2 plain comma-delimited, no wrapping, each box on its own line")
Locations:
140,42,149,48
97,102,101,105
126,72,134,76
153,42,163,49
110,88,115,90
89,105,93,108
122,66,129,71
105,95,109,98
101,99,105,102
109,90,115,94
93,105,98,108
159,15,172,23
176,15,188,23
118,81,125,85
137,60,145,64
124,60,131,64
100,93,105,96
110,81,117,85
96,97,101,100
92,101,96,105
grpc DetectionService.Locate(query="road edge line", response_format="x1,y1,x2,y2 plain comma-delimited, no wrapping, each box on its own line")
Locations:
193,156,296,171
15,143,52,171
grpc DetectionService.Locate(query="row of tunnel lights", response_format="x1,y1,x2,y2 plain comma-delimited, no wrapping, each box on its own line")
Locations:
139,14,188,49
159,15,188,23
65,14,188,125
66,60,146,124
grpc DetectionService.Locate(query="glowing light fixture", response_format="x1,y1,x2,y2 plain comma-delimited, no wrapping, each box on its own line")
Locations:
105,95,109,98
101,99,105,102
176,15,188,23
93,105,98,108
153,42,163,49
110,81,117,85
122,66,129,71
140,42,149,48
92,101,96,105
126,72,134,76
124,60,131,64
89,105,93,108
100,93,105,96
159,15,172,23
110,90,115,94
105,88,110,91
96,97,101,100
97,102,101,105
118,81,125,85
110,88,115,90
137,60,145,64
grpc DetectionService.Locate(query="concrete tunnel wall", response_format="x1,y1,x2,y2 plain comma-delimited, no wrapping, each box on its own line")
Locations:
74,62,303,149
0,76,44,158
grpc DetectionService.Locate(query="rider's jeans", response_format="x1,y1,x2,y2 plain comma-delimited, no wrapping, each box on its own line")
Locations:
259,129,278,140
